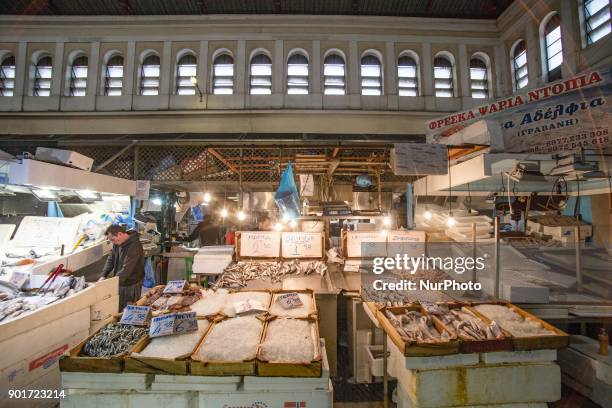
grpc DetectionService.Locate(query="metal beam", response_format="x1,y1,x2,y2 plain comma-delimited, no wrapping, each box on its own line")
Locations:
93,141,136,172
208,148,238,174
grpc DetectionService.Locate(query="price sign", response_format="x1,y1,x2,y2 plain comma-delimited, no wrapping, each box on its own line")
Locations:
174,311,198,334
149,314,175,338
276,292,303,310
9,271,29,289
234,299,268,315
163,280,188,294
281,232,323,258
239,231,281,258
120,305,151,326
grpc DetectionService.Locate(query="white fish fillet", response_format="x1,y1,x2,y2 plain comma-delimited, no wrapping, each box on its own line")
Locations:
196,316,263,362
134,320,210,359
260,319,317,363
268,293,314,318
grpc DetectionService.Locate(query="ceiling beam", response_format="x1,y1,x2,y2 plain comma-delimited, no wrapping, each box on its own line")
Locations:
208,148,239,174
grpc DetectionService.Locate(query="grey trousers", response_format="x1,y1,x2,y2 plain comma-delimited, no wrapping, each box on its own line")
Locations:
119,281,142,311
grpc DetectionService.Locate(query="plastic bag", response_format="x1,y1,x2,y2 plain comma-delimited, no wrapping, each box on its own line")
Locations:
143,257,155,288
274,162,301,219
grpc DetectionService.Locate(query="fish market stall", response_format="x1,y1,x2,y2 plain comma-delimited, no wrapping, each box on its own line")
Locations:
58,283,333,407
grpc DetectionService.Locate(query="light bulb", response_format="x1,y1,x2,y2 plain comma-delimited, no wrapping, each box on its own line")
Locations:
424,210,432,220
203,192,211,203
220,208,228,218
282,213,290,223
237,210,246,221
274,222,283,231
190,76,198,85
151,198,162,206
383,216,391,226
381,229,388,237
447,215,456,227
289,220,297,228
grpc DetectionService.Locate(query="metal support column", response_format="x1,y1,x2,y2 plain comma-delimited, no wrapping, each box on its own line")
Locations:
406,182,414,230
494,216,501,298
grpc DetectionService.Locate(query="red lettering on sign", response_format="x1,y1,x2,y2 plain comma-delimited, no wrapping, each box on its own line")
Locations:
29,344,69,371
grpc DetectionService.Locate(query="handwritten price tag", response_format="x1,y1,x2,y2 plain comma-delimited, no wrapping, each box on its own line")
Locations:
10,271,30,289
234,299,268,315
120,305,151,326
163,280,188,294
149,314,175,338
276,292,303,310
174,311,198,334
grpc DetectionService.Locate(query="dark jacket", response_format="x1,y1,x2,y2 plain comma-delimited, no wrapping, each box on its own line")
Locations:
187,220,218,246
102,232,145,286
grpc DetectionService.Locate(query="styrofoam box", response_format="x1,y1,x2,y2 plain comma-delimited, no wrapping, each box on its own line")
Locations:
542,224,592,238
90,295,118,322
61,391,193,408
35,147,94,171
0,329,88,392
62,372,150,390
0,365,62,408
366,344,384,377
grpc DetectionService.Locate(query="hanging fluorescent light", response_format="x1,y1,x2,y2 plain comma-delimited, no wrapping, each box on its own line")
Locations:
220,208,228,218
237,210,247,221
31,188,60,202
203,192,211,204
274,222,283,232
76,189,101,202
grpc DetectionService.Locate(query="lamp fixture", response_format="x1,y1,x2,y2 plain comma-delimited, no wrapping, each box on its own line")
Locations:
274,222,283,231
76,189,101,202
237,210,246,221
220,208,228,218
190,76,203,102
31,188,60,202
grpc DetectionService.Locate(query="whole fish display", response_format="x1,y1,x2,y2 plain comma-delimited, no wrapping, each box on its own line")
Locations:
474,304,556,337
0,298,37,321
81,323,148,357
422,303,503,341
384,309,451,343
139,284,202,313
216,260,327,288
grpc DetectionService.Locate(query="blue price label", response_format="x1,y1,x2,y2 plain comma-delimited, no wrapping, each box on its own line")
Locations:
120,305,151,326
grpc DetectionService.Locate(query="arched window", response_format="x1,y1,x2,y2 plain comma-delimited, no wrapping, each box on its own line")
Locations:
104,55,124,96
397,55,418,96
360,54,382,95
512,40,528,90
139,54,160,96
544,14,563,82
433,56,453,97
287,53,308,94
323,53,345,95
176,54,197,95
249,53,272,95
34,55,52,97
0,55,15,96
212,54,234,95
469,57,488,99
69,55,88,96
584,0,611,44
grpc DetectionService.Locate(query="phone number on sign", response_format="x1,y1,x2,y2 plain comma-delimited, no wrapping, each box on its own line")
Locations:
8,389,66,399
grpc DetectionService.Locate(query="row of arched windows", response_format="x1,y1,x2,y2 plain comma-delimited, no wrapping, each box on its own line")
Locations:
0,48,493,99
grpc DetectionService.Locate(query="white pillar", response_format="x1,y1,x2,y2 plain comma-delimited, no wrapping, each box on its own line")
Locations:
51,42,64,96
385,41,396,95
160,41,172,95
15,41,27,97
525,23,540,87
348,40,359,95
494,44,507,98
87,42,100,96
311,40,321,94
198,40,208,93
125,41,136,95
421,43,433,97
236,40,246,94
458,43,470,97
273,40,283,94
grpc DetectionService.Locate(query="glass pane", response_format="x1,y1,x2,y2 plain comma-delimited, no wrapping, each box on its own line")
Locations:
142,65,159,77
398,65,416,78
589,20,611,43
548,52,563,70
141,88,158,96
586,0,609,15
214,64,234,76
250,87,271,95
588,7,611,30
36,79,51,89
178,65,196,77
362,78,381,87
324,87,345,95
106,88,122,96
250,64,272,76
1,79,15,88
288,64,308,76
213,87,233,95
324,64,344,76
470,68,487,80
471,81,487,90
398,78,417,87
176,77,194,86
435,89,453,97
1,89,14,96
434,66,452,79
514,51,527,68
108,66,123,77
35,89,50,96
2,66,15,78
362,88,381,96
107,79,122,88
141,78,159,87
288,76,308,86
72,66,88,78
434,79,452,89
472,90,488,98
516,65,528,79
517,77,528,89
325,77,345,86
288,87,308,95
545,27,561,46
177,87,196,95
399,89,417,97
214,78,233,86
71,78,87,88
251,77,272,86
361,65,381,77
71,88,86,96
37,67,52,79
